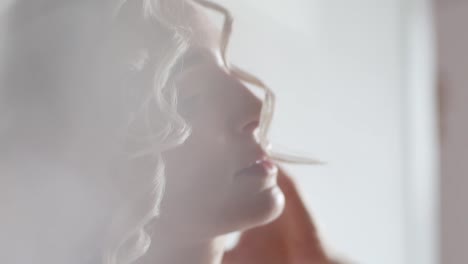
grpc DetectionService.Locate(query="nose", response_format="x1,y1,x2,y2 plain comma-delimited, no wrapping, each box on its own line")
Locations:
219,67,263,135
237,85,263,135
241,120,260,134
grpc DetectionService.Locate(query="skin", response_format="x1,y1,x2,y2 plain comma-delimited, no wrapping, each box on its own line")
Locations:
223,169,336,264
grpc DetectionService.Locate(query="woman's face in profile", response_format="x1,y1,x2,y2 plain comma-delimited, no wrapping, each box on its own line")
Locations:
153,3,285,239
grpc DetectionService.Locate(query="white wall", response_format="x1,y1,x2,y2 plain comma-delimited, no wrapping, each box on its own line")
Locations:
404,1,438,264
216,1,436,264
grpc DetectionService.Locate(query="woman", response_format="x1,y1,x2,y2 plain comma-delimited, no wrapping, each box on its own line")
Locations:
0,0,335,263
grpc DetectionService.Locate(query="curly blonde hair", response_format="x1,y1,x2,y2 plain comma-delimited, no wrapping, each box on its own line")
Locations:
102,1,193,263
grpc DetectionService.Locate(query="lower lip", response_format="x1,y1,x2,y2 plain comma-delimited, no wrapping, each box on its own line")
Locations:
236,160,278,178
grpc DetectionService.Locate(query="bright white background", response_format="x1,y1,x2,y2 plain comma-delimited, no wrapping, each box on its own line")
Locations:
216,1,438,264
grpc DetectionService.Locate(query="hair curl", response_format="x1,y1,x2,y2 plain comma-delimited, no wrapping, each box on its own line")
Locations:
103,1,193,264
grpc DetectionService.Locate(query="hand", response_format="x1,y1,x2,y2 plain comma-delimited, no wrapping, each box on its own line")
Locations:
222,168,335,264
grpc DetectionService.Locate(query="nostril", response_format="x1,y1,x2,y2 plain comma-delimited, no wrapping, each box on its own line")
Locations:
242,120,260,134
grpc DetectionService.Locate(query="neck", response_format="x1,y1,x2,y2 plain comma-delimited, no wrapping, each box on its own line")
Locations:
139,235,226,264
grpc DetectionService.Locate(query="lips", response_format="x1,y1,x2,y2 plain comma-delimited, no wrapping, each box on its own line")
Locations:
235,157,278,177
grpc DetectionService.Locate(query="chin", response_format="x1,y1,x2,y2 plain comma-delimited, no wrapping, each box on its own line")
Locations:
218,185,286,233
247,186,286,225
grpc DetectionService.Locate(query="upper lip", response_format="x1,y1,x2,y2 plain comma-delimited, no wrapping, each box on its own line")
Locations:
236,150,272,176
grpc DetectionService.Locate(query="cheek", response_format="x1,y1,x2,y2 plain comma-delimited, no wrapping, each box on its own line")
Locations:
161,112,243,219
161,89,242,217
169,104,236,177
164,128,234,197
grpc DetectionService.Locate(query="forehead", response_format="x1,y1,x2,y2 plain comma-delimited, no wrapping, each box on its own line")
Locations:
181,1,223,51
